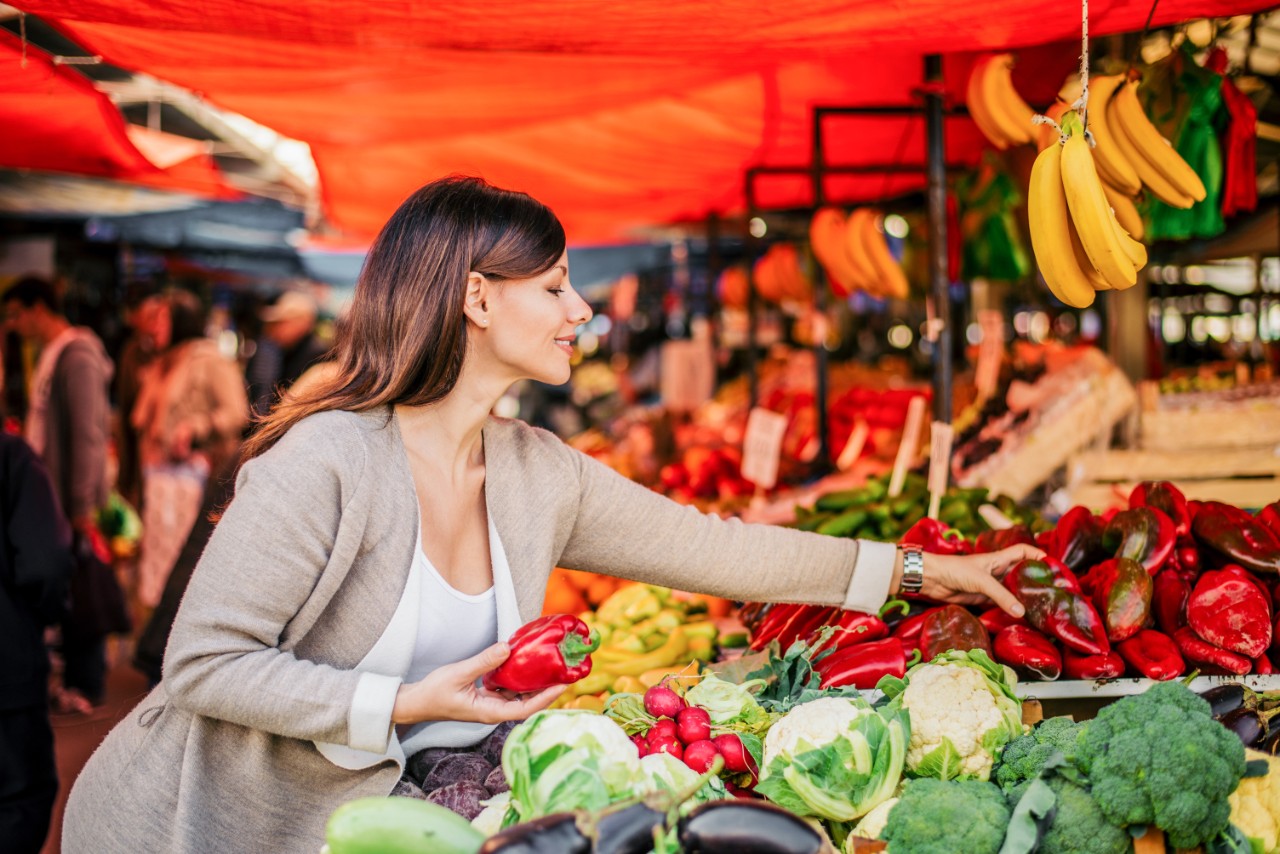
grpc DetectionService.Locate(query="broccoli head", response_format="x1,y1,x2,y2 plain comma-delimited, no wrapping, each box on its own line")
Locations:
881,778,1010,854
1007,775,1130,854
993,716,1087,793
1074,681,1247,850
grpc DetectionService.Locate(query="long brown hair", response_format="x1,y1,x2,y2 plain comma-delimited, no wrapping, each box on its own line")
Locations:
241,175,566,463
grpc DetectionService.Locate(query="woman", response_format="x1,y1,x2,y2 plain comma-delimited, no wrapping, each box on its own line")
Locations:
130,289,249,608
64,177,1037,853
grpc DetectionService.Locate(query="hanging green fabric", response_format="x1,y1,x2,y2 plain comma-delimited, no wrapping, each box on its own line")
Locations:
1146,43,1226,242
956,154,1030,282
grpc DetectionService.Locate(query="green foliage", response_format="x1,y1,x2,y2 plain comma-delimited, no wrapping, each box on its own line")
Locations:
1073,681,1248,850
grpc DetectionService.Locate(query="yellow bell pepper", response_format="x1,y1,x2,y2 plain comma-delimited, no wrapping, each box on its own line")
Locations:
565,694,606,713
568,669,615,696
611,675,646,694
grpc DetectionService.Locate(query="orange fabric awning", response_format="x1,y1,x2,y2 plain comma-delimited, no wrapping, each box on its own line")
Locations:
13,0,1271,242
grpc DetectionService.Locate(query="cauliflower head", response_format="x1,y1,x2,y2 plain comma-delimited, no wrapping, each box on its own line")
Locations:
1230,749,1280,854
848,796,898,845
762,696,872,766
899,659,1023,781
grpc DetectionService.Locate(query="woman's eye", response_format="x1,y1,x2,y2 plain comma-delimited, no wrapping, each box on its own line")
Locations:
547,288,564,297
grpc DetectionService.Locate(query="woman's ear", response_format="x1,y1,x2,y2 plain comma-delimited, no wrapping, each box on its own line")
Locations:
462,272,490,328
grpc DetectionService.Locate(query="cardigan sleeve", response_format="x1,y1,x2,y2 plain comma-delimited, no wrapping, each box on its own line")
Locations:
557,445,896,613
163,413,389,748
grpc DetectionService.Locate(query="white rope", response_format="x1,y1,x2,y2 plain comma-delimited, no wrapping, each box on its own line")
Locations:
1073,0,1091,140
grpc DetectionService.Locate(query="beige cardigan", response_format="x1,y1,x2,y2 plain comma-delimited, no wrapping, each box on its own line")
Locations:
63,408,893,853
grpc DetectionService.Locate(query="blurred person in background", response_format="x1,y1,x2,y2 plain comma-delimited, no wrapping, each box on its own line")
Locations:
3,276,113,714
246,289,329,418
131,289,248,610
0,432,73,853
113,288,166,509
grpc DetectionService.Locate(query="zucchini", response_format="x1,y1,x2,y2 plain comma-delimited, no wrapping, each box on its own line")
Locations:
326,796,484,854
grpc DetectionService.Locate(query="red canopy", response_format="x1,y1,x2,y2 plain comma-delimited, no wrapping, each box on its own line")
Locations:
12,0,1269,242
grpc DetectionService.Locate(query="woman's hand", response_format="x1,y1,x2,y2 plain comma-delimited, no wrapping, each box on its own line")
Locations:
391,642,565,727
913,545,1044,618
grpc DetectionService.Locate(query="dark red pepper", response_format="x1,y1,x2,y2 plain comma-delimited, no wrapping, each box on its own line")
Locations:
1192,501,1280,575
973,526,1036,555
1152,569,1190,636
483,614,601,692
900,517,970,555
890,608,939,650
993,625,1062,681
1186,565,1273,659
1115,630,1185,681
1258,502,1280,539
1173,626,1251,676
1048,506,1109,573
1079,557,1153,643
1062,649,1126,680
919,605,993,662
1103,507,1176,575
1175,543,1202,580
1129,481,1191,541
816,637,919,690
808,608,889,653
1004,557,1110,656
979,606,1028,636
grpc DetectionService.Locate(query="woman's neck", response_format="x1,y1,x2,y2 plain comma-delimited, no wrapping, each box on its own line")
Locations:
395,377,504,476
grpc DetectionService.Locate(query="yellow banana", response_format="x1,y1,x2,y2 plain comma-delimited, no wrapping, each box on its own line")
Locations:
967,55,1013,149
1101,180,1145,241
1027,141,1098,308
1107,81,1201,208
1060,124,1137,290
810,207,865,294
1110,79,1206,202
859,210,910,300
982,54,1035,145
1110,208,1147,273
1084,75,1143,197
1068,215,1112,292
845,208,884,296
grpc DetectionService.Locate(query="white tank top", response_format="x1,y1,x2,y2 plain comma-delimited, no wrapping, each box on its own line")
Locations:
398,527,500,751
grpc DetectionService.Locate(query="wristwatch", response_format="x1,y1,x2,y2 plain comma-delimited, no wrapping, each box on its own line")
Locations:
899,543,925,594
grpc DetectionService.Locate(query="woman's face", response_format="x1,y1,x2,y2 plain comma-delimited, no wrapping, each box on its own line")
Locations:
483,251,592,386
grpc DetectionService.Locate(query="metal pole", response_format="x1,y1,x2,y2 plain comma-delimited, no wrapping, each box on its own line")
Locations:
745,173,760,409
811,109,832,473
924,54,952,425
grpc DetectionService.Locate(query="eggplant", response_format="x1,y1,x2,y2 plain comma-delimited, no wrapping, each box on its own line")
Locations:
1201,684,1251,719
1260,728,1280,756
479,813,590,854
677,801,823,854
591,803,667,854
1220,708,1268,748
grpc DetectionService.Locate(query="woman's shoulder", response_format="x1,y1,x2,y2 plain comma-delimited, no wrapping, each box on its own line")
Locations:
274,408,393,457
485,414,572,462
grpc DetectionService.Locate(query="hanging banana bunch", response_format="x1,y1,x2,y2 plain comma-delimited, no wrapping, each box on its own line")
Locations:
967,53,1037,149
1028,111,1148,308
808,207,909,301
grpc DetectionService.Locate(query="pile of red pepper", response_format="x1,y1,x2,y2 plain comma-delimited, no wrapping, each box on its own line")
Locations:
742,485,1280,686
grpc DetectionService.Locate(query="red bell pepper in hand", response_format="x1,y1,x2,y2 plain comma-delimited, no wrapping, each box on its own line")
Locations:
1079,557,1153,643
1129,481,1192,541
973,526,1036,555
483,614,601,692
900,518,970,555
1152,569,1190,636
1173,627,1251,676
1004,557,1110,656
816,637,920,690
1048,506,1109,573
1192,501,1280,575
1116,630,1185,681
1186,565,1273,659
1063,649,1126,680
1103,508,1176,575
979,606,1028,636
920,604,992,661
994,625,1062,681
809,609,890,653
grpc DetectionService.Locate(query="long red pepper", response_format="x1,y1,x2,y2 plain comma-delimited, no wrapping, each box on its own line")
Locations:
1004,557,1110,656
1103,507,1176,575
482,614,601,692
1062,649,1126,680
1152,569,1190,636
775,606,839,651
749,603,804,650
891,608,939,649
817,638,919,690
1129,481,1191,541
1115,630,1185,681
994,625,1062,681
1186,566,1272,659
1173,627,1251,676
810,609,890,654
900,518,970,555
1080,557,1153,643
979,607,1028,636
1049,506,1108,573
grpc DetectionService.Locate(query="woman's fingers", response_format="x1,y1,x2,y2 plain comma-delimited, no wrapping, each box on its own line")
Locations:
458,642,510,681
985,544,1045,576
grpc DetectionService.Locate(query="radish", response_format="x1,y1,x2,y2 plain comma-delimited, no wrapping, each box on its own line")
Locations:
648,736,683,759
713,733,758,776
630,733,647,755
648,719,678,743
682,739,721,773
644,684,685,719
676,706,711,744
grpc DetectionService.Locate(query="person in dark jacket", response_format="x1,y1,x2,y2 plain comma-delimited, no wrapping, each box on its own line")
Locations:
246,290,329,417
0,432,74,854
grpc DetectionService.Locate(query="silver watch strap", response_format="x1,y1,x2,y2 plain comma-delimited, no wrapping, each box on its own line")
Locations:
899,543,925,593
